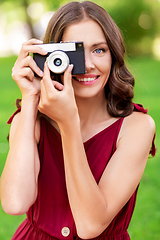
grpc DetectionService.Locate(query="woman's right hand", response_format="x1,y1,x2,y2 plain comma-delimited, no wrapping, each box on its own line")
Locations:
12,38,48,99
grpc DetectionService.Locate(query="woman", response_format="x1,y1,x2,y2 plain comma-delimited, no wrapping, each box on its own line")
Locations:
0,1,155,239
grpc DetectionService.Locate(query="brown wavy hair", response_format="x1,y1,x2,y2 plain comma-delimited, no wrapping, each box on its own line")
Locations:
16,1,134,117
42,1,134,117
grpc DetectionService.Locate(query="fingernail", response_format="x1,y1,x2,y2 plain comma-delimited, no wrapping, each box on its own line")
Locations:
37,40,43,43
69,64,74,71
40,70,44,76
41,49,48,54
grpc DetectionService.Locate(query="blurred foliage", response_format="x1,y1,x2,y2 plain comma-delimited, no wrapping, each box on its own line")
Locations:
0,0,160,56
102,0,160,56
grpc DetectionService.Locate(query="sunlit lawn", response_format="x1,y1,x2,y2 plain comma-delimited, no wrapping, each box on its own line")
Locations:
126,57,160,239
0,56,160,239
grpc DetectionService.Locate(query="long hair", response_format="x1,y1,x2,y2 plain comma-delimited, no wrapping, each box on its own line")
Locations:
42,1,134,117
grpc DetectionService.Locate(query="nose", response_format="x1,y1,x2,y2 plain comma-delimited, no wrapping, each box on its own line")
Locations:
85,51,95,72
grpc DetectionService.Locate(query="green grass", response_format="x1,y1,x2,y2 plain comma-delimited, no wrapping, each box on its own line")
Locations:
0,56,25,239
126,57,160,239
0,56,160,239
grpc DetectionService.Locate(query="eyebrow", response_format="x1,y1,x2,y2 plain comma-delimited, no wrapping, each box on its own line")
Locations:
92,42,108,47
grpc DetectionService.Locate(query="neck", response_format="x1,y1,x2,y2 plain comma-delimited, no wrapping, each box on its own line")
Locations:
75,93,110,126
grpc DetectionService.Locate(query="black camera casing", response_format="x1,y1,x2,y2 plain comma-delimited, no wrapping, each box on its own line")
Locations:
33,42,85,75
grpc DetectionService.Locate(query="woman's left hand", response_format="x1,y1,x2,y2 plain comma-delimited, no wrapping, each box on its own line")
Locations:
38,62,78,125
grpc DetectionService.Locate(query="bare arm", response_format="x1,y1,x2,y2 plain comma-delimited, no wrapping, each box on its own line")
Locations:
1,100,40,215
0,39,47,215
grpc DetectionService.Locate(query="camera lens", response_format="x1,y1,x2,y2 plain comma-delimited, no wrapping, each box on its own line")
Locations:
54,58,62,66
46,50,69,74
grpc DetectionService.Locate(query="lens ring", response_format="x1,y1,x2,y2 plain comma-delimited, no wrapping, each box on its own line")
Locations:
47,51,69,74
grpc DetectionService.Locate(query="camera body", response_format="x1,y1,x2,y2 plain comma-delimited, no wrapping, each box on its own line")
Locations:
33,42,85,75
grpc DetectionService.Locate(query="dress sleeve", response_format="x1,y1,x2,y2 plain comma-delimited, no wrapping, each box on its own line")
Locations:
133,103,156,157
7,107,21,124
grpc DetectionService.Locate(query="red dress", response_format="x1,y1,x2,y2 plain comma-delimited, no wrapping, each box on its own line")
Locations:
7,104,155,240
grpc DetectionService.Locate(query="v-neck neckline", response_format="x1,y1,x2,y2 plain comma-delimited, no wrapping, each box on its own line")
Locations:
42,117,123,144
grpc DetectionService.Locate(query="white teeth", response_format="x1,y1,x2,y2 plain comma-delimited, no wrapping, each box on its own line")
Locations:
77,77,97,82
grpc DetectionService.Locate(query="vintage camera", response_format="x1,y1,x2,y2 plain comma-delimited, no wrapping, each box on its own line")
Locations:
33,42,85,75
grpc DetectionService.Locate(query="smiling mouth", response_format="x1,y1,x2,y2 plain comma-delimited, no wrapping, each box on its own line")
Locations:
73,76,100,82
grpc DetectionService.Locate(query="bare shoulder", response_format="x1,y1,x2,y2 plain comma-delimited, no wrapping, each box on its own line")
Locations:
129,111,155,127
118,111,155,149
120,111,155,136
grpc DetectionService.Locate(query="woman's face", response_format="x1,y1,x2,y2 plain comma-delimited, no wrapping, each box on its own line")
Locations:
61,19,112,100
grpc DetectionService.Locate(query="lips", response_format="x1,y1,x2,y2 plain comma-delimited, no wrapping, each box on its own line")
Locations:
73,74,100,84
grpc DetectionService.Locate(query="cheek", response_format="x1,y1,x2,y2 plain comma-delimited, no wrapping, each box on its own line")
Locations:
98,59,112,86
97,60,112,76
95,54,112,73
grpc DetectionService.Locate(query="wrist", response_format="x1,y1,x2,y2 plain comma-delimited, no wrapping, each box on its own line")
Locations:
21,96,39,119
22,94,39,107
58,112,81,136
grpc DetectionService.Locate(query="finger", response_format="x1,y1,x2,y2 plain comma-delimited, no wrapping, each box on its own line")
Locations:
63,64,74,89
20,68,34,82
22,56,44,78
17,39,48,61
24,38,43,45
42,62,57,95
12,67,34,82
52,80,64,91
14,55,44,78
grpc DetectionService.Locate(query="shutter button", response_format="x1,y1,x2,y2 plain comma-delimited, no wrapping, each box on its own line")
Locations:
61,227,70,237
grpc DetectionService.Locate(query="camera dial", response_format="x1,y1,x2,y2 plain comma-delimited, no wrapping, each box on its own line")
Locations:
46,50,69,74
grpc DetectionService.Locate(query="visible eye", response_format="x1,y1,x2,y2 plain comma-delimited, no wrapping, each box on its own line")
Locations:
94,48,106,54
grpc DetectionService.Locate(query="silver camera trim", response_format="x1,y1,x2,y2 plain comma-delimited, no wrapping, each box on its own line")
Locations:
46,51,69,74
35,42,76,52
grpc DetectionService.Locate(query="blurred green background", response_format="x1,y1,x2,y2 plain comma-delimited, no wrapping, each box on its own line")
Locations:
0,0,160,239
